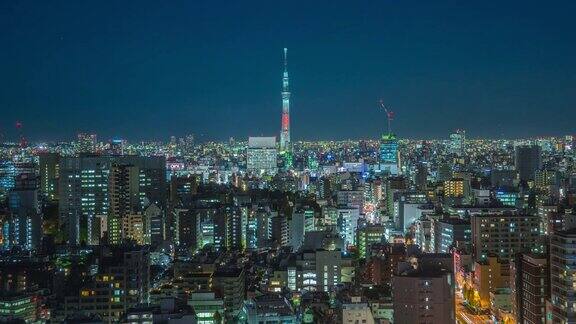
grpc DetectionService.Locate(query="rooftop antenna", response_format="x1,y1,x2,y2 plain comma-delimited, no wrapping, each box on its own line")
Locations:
379,99,394,135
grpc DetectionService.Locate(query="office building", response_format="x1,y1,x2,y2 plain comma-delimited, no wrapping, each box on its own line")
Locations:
58,155,166,245
0,293,42,322
434,218,471,253
169,175,198,209
65,247,150,322
76,133,98,153
449,129,466,156
443,177,467,198
289,249,345,292
248,207,272,251
550,229,576,323
212,267,245,321
108,163,141,245
7,174,42,250
511,253,548,324
38,152,60,201
337,207,360,248
471,212,540,262
380,134,400,175
246,137,278,175
357,225,385,259
515,145,542,182
473,255,510,309
392,269,455,324
394,192,432,232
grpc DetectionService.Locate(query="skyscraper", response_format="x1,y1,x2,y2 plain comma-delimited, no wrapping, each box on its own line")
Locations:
246,137,277,175
449,129,466,156
279,48,291,152
511,253,548,324
39,152,60,201
514,145,542,182
470,212,540,262
7,174,42,250
392,269,455,323
107,163,141,245
550,229,576,323
59,155,166,245
380,134,400,175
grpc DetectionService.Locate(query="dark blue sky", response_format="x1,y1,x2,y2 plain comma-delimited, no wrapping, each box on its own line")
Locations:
1,0,575,142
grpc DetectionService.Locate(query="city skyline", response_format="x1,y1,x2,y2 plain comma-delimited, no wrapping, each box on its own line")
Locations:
1,1,576,141
3,2,576,323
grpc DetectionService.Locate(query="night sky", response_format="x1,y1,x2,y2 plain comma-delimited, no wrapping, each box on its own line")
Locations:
1,0,575,142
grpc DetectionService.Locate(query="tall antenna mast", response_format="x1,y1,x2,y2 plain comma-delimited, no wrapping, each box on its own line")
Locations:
280,48,291,151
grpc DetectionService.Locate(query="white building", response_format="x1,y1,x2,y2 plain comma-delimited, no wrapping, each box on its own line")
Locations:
246,137,277,175
337,207,360,247
342,296,375,324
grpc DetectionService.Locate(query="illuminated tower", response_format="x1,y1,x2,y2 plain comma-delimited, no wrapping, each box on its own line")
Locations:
280,48,291,151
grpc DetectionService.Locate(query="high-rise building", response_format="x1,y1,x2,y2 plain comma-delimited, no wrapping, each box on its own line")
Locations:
143,203,164,246
337,207,360,248
290,249,345,292
550,229,576,323
223,205,246,251
449,129,466,156
443,177,467,198
65,247,150,322
58,155,166,245
392,269,455,323
212,267,246,321
393,192,431,232
38,152,60,201
108,138,126,155
270,214,288,247
0,294,42,323
336,189,364,212
357,225,385,259
435,218,471,253
108,163,141,245
511,253,548,324
279,48,291,152
246,137,277,175
169,175,198,209
380,134,400,175
0,161,17,200
248,207,272,251
415,162,428,191
76,133,97,153
473,255,510,309
515,145,542,182
7,174,42,250
470,212,540,262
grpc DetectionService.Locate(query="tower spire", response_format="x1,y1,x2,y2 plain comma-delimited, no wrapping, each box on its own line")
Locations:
280,48,291,152
283,47,288,71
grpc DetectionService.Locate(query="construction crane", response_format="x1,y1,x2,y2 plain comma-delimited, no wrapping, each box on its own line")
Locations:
15,121,27,148
379,99,395,135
